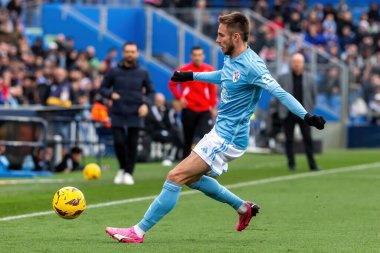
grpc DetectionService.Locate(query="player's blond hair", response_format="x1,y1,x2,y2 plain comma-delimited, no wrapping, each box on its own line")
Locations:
218,12,250,42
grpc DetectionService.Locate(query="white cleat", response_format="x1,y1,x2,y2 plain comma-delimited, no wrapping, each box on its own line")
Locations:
114,170,125,184
123,173,135,185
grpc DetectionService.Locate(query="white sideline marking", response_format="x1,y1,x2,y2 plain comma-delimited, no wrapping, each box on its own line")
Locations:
0,179,74,185
1,162,379,222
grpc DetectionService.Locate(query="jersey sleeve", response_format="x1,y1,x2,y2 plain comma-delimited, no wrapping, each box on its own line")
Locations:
193,70,222,85
250,71,308,119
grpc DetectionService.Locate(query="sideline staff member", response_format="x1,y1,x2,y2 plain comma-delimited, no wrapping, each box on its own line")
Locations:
100,42,155,184
169,46,217,158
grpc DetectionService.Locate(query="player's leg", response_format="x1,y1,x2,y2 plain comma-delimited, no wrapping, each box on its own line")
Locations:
105,151,209,243
187,175,244,210
111,126,127,184
181,109,198,158
298,119,318,170
187,171,259,232
284,114,297,170
123,127,140,184
189,129,260,231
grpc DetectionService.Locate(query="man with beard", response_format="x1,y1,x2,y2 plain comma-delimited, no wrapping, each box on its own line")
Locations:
100,42,155,185
105,13,325,243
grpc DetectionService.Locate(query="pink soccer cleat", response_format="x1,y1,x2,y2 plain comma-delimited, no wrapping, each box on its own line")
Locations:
105,227,144,243
236,201,260,231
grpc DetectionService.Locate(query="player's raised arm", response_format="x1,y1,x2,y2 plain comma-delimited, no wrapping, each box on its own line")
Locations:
252,73,326,130
170,70,222,85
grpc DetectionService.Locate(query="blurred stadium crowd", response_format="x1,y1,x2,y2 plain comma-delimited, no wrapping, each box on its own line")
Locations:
1,0,380,123
0,1,379,118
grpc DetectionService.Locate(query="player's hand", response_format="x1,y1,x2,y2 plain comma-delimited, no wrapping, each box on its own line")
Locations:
138,104,149,117
111,92,120,100
304,113,326,130
171,71,193,82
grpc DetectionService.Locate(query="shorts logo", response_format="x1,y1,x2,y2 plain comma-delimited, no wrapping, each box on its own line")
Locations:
261,73,274,86
201,147,208,154
232,70,240,83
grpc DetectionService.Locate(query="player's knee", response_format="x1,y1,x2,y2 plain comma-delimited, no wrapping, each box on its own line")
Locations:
167,169,184,185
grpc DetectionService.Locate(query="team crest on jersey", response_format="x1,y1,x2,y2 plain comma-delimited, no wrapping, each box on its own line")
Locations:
232,70,240,83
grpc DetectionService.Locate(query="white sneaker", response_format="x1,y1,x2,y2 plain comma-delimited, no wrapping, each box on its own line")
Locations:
162,159,173,167
123,173,135,185
114,170,124,184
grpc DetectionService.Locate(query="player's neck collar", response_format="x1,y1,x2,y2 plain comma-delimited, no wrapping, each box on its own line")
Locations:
230,47,250,62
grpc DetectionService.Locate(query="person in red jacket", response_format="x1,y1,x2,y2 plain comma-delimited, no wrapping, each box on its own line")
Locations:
169,46,217,158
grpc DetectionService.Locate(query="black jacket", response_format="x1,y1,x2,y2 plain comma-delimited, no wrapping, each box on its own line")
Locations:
100,61,155,127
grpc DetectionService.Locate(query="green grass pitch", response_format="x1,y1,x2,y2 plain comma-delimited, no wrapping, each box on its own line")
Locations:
0,149,379,253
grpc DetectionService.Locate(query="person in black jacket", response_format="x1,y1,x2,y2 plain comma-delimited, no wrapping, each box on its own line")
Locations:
100,42,155,185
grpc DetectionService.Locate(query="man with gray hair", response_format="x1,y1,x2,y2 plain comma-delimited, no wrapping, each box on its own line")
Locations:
278,53,320,171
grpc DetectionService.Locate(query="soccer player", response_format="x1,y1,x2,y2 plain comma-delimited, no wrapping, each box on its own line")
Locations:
105,12,325,243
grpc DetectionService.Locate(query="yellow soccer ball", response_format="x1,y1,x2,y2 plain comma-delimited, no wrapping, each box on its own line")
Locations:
83,163,101,180
52,186,86,219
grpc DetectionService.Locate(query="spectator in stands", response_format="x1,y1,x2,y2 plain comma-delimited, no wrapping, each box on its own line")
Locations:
0,70,22,106
252,0,270,19
195,0,216,36
278,53,320,171
288,11,303,34
268,13,285,35
46,67,75,107
323,13,337,35
339,25,356,51
45,41,59,65
55,33,66,51
369,92,380,124
145,93,183,166
86,45,100,71
0,145,10,172
103,47,118,72
55,146,82,173
31,37,45,58
100,42,155,185
327,43,340,60
350,83,368,123
323,4,337,21
22,75,38,104
21,146,54,171
319,67,341,100
304,24,326,46
337,10,355,37
6,0,22,20
259,30,277,62
169,46,217,159
363,74,380,104
304,10,322,33
368,2,380,23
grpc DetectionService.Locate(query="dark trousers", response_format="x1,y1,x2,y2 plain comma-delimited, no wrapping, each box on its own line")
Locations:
284,114,317,170
181,109,212,158
111,126,139,175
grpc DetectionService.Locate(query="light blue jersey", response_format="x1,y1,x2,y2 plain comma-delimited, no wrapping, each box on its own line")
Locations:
194,48,307,150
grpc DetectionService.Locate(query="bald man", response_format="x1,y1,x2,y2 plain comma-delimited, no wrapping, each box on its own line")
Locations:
278,53,319,171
